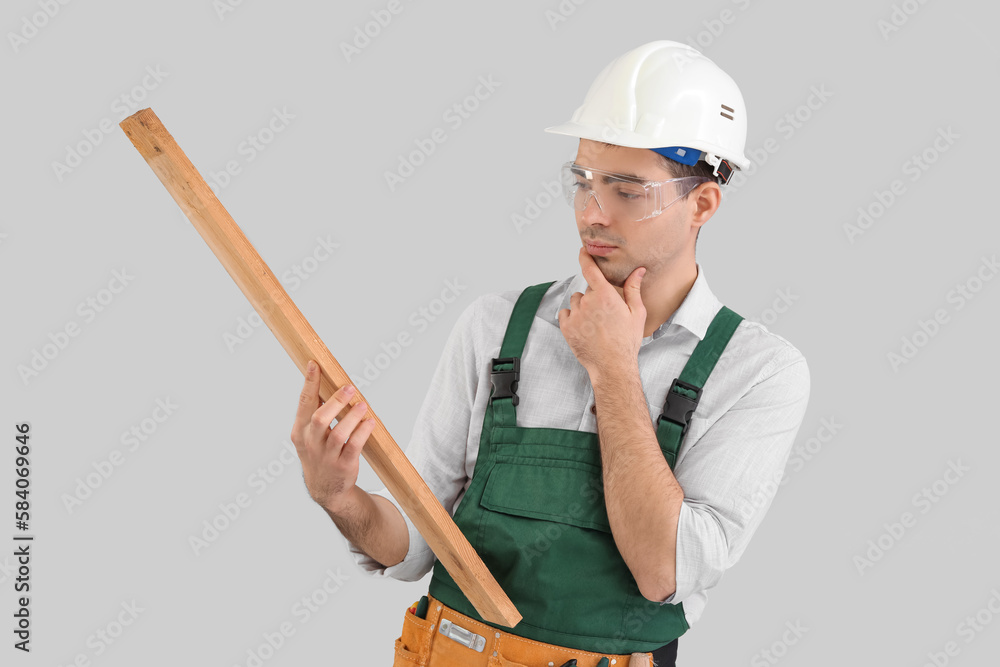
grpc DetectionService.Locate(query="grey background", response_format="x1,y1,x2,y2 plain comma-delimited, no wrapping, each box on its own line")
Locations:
2,0,998,664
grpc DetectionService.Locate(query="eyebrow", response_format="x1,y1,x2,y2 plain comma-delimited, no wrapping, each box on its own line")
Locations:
601,172,642,184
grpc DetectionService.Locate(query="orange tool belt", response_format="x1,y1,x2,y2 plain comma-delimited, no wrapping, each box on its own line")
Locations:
392,593,653,667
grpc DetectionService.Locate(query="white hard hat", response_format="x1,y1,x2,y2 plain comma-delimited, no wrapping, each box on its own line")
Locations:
545,40,750,183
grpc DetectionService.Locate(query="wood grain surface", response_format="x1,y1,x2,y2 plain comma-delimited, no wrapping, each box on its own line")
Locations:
119,107,521,628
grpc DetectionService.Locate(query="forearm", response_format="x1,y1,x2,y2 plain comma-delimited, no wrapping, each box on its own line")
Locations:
592,365,684,602
325,485,409,568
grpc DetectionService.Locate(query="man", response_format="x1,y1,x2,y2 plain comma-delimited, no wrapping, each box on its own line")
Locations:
290,41,810,667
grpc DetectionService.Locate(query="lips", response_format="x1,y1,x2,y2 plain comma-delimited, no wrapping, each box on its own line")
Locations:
585,241,617,256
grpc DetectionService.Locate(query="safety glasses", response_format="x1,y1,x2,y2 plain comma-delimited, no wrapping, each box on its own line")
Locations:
559,162,711,222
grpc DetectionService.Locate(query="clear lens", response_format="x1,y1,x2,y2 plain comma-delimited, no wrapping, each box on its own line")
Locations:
654,176,712,214
560,163,654,221
560,162,710,222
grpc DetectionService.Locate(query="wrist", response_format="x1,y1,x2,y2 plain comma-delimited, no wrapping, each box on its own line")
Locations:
590,360,639,392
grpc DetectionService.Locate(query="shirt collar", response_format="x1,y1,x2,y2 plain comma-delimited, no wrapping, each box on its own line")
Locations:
551,262,722,341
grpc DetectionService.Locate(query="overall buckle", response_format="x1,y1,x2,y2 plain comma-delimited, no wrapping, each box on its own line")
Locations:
489,356,520,406
657,378,701,434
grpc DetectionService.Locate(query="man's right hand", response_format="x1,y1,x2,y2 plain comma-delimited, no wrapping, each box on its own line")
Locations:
290,360,377,515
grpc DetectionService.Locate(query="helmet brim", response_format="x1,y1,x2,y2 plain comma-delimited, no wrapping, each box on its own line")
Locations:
544,123,751,171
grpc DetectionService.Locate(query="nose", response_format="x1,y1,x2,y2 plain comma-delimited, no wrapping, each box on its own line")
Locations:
580,190,609,224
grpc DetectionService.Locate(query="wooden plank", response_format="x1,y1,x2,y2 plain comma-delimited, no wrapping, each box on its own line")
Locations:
119,107,521,628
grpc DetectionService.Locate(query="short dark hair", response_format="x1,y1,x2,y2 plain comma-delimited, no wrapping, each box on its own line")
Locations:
596,141,720,196
651,152,720,192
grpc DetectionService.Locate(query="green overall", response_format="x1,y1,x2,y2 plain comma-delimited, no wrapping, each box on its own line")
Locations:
428,280,743,655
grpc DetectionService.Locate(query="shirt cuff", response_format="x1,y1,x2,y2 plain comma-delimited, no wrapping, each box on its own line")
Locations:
345,487,434,582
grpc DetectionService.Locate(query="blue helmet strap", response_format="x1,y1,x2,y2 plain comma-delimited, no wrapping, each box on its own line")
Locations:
650,146,701,166
650,147,736,185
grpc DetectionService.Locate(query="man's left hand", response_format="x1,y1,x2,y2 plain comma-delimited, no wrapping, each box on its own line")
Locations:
558,246,646,381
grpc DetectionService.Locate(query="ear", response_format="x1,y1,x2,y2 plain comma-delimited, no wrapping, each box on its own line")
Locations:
690,180,721,230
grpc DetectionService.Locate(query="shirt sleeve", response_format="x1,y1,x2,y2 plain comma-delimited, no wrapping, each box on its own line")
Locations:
659,351,811,605
346,296,482,581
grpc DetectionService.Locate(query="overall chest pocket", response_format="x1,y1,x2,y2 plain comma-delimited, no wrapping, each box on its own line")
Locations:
473,458,648,645
480,459,612,534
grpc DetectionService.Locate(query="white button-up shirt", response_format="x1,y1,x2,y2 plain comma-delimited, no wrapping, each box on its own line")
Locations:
347,263,811,629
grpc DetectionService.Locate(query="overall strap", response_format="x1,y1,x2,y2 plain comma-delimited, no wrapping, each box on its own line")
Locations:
656,305,744,469
488,281,556,428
